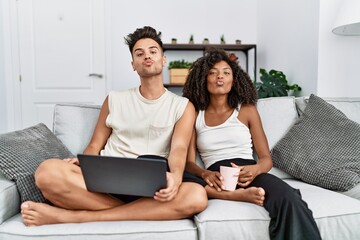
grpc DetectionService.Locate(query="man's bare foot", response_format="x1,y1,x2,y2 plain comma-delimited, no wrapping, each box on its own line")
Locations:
21,201,71,226
233,187,265,206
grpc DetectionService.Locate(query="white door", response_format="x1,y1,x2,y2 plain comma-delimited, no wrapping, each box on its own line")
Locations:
17,0,106,129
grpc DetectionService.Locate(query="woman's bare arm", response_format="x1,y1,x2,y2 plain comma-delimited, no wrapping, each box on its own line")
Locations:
185,125,224,191
236,104,272,187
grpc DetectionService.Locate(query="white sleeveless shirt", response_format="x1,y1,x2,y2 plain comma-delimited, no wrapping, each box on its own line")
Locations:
100,87,188,158
196,106,254,169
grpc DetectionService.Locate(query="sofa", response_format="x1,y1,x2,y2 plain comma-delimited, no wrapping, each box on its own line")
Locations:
0,95,360,240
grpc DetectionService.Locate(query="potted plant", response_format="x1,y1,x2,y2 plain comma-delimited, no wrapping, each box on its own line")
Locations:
189,34,194,44
168,60,193,84
171,38,177,44
254,68,302,98
220,34,226,44
203,38,209,44
235,39,242,45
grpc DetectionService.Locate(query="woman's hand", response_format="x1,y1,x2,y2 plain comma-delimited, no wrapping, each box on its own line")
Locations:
230,162,260,187
154,172,181,202
201,170,224,191
63,157,80,165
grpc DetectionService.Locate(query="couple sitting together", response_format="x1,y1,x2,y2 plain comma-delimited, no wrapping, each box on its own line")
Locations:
20,26,321,240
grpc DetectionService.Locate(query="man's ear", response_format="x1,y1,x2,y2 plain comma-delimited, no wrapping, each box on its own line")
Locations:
162,55,167,67
131,61,136,71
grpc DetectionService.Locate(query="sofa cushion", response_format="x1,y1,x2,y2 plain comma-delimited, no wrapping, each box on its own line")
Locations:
296,96,360,124
0,214,197,240
53,104,101,155
0,123,73,203
0,172,20,224
194,179,360,240
256,96,298,149
256,97,298,179
195,199,270,240
286,179,360,240
272,94,360,191
341,182,360,200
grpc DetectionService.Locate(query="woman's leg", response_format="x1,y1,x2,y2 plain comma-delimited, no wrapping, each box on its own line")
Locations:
250,173,321,240
206,159,265,205
205,185,265,206
208,159,321,240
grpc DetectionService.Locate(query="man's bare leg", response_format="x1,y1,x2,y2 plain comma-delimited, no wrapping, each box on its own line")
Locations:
35,159,122,210
206,186,265,206
21,182,207,226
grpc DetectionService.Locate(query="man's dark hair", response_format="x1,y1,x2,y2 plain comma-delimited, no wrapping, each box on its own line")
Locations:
183,48,257,111
124,26,163,54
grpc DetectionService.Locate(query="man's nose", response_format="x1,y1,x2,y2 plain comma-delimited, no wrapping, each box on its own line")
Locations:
145,52,151,59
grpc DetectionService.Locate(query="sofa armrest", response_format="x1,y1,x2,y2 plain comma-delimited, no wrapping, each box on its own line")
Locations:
0,171,20,224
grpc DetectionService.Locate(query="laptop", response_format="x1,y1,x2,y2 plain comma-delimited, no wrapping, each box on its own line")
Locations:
78,154,167,197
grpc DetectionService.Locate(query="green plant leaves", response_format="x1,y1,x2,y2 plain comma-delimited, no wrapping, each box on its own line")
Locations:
168,60,193,69
255,68,302,98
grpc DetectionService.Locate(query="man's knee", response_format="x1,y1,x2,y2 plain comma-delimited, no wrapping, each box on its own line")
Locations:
193,184,208,211
178,183,208,217
35,159,65,190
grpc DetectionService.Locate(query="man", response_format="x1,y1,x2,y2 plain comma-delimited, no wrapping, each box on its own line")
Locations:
21,26,207,226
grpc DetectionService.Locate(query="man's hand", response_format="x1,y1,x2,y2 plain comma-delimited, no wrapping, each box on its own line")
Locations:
63,158,80,165
154,172,181,202
201,170,224,191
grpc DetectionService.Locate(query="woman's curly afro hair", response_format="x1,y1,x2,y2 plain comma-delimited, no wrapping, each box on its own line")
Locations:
182,48,257,111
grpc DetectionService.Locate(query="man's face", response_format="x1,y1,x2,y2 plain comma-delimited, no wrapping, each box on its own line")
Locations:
131,38,166,78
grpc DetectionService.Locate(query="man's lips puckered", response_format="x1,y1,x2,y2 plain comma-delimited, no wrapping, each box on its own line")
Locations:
144,60,153,66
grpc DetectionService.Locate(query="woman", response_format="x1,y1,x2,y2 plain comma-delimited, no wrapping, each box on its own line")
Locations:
183,49,321,240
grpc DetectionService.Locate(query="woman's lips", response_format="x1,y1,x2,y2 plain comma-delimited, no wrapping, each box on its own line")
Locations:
216,80,224,86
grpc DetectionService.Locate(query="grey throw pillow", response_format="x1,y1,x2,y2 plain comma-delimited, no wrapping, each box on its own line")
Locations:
0,123,73,203
271,94,360,191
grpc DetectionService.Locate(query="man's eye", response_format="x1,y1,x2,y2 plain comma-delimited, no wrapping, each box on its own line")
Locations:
224,72,230,75
136,53,143,57
209,72,216,75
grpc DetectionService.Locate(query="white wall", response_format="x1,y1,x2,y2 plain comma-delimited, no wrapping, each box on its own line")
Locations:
257,0,360,98
107,0,258,91
317,0,360,97
1,0,360,133
0,0,7,133
257,0,320,96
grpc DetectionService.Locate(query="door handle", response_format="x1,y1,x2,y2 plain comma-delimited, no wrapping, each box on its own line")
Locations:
89,73,103,78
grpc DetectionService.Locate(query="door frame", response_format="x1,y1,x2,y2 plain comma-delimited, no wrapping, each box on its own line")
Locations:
3,0,22,131
3,0,112,131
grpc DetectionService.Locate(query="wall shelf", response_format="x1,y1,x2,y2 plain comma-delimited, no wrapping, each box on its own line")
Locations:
163,43,256,51
163,43,257,87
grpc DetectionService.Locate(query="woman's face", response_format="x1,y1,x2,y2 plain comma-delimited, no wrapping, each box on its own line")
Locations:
206,60,234,96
